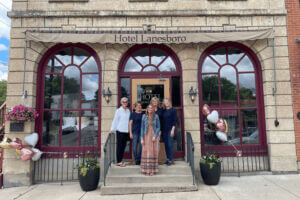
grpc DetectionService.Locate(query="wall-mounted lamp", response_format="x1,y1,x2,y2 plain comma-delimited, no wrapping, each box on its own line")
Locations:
103,87,112,103
189,86,197,103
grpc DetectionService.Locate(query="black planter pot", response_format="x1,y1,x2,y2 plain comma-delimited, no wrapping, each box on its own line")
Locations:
78,168,100,191
200,162,221,185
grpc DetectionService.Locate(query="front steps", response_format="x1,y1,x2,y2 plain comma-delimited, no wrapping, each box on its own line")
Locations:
101,161,197,195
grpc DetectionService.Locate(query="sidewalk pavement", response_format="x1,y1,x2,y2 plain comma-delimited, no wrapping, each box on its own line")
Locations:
1,174,300,200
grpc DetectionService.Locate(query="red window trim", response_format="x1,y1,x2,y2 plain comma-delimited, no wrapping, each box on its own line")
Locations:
118,44,185,158
198,42,267,156
35,43,102,154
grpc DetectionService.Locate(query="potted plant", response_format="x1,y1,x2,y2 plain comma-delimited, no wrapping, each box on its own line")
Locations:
200,152,221,185
77,157,100,191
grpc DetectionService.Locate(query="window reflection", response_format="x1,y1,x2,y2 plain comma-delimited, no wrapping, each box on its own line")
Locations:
81,57,98,73
236,56,254,72
151,48,167,65
44,75,61,109
158,57,176,72
121,78,130,107
228,48,244,65
223,110,241,145
42,111,60,147
202,74,219,105
133,48,149,66
220,66,238,107
73,47,89,66
210,47,226,66
124,57,142,72
55,48,72,66
202,57,219,73
239,74,256,107
63,66,80,109
143,66,158,72
46,58,63,73
241,109,259,144
61,111,79,146
81,111,98,146
82,75,98,108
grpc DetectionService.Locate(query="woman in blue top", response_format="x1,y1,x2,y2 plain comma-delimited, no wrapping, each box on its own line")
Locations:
162,98,177,166
140,104,160,176
129,101,144,165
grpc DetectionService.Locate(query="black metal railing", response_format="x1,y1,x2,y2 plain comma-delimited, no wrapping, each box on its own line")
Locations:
186,132,195,185
103,133,116,186
32,148,100,184
204,146,270,177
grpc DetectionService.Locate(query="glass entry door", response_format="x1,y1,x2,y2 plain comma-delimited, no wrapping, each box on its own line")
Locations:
132,78,170,109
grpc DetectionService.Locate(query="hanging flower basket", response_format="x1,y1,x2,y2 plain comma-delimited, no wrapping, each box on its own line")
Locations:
6,104,39,122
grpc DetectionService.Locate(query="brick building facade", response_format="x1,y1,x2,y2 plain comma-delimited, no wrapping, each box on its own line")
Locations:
2,0,299,188
286,0,300,168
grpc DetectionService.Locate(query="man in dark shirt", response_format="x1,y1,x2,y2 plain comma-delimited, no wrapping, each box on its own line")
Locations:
129,102,144,165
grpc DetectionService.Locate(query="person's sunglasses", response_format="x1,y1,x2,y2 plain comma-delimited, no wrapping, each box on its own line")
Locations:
122,101,128,103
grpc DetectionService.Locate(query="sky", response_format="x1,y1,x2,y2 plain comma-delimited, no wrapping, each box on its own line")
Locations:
0,0,12,81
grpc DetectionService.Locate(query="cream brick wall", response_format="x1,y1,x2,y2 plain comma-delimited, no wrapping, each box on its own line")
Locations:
4,0,297,188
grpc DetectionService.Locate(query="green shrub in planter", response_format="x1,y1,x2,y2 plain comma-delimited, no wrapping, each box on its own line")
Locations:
77,157,100,191
200,153,221,185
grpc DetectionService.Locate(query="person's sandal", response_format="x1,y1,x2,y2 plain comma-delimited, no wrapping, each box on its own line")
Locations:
117,162,126,167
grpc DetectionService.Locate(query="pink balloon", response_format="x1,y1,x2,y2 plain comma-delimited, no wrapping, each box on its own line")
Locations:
9,138,24,150
216,118,227,132
202,104,211,116
20,147,34,161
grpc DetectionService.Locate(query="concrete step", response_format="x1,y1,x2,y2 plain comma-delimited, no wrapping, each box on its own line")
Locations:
106,174,193,185
101,183,198,195
108,164,191,175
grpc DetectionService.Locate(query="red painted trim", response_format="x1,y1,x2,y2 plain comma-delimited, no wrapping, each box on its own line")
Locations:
35,43,102,154
198,42,267,157
118,44,185,158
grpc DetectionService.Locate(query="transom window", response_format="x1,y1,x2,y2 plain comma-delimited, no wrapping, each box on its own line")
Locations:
37,44,101,150
199,42,266,153
124,46,177,72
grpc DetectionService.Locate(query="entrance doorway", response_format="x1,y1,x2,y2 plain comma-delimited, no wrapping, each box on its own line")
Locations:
118,44,184,159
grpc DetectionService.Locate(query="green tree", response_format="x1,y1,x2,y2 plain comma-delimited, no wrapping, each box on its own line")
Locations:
0,80,7,105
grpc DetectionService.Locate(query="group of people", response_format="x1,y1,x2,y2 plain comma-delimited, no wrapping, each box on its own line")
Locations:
109,97,177,176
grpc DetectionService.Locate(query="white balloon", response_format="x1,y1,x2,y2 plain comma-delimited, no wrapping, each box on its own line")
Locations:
207,110,219,124
24,133,39,147
216,131,228,142
31,148,43,161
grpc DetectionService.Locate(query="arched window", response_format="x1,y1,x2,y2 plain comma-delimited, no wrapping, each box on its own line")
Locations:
36,44,101,151
199,42,266,154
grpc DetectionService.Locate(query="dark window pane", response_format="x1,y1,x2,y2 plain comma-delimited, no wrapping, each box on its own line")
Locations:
137,84,164,109
133,48,149,66
241,109,259,144
222,110,241,145
202,57,219,73
44,75,61,109
42,111,60,147
55,48,72,66
174,109,183,151
121,78,130,107
202,74,219,105
73,47,89,66
220,65,238,107
239,73,257,107
228,47,244,65
158,57,176,72
151,48,167,66
124,57,142,72
81,57,98,73
63,66,80,109
236,55,254,72
172,77,181,107
82,74,99,108
46,58,63,73
203,115,222,146
210,47,226,66
61,111,79,146
81,111,98,146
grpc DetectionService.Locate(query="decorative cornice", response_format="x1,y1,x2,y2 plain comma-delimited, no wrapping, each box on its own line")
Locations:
8,9,287,18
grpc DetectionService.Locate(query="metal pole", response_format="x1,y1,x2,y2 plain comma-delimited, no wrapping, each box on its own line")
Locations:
22,38,28,99
272,37,279,127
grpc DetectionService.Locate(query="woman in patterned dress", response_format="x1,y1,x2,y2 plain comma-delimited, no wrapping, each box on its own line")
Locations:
140,104,160,176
